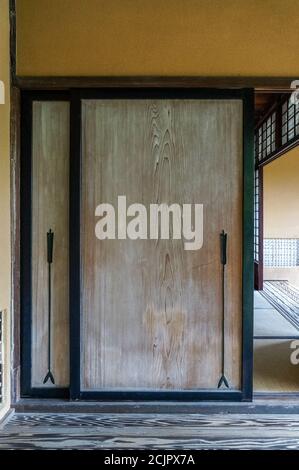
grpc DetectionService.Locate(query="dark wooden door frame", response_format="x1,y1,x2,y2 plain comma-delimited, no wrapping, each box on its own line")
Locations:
254,166,264,291
11,83,254,402
254,96,299,292
17,89,253,401
20,91,71,399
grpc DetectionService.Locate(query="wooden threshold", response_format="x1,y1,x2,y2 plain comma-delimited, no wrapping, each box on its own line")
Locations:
0,409,15,428
12,397,299,414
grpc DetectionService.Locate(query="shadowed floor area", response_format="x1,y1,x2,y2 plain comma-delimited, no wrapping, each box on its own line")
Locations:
1,412,299,449
254,340,299,392
254,289,299,392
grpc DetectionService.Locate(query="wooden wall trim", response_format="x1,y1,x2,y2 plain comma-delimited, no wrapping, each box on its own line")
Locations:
14,76,297,92
10,86,21,403
10,0,19,403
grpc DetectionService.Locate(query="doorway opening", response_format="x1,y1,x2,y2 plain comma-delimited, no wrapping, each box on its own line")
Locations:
254,91,299,394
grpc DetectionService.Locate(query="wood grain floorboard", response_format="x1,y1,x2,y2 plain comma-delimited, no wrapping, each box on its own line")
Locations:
262,281,299,329
80,99,243,391
1,413,299,449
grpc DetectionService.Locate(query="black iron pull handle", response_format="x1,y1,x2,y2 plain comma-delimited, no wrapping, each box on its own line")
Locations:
43,229,55,385
218,230,230,390
220,229,227,266
47,229,54,264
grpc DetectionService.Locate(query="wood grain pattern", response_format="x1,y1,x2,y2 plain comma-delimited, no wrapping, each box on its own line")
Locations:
10,86,21,401
31,101,69,387
262,281,299,329
14,75,296,92
1,413,299,450
81,99,243,390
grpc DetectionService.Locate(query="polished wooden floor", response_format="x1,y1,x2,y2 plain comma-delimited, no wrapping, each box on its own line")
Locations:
1,291,298,450
1,412,299,449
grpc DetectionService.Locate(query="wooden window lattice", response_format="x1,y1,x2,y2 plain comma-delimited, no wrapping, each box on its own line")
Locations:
282,97,299,146
255,111,276,162
254,169,259,262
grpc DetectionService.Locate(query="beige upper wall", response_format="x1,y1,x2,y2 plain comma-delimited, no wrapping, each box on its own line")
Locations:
264,146,299,239
0,0,11,417
16,0,299,76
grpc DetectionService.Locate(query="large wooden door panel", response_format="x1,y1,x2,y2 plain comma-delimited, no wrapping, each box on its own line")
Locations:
81,99,243,391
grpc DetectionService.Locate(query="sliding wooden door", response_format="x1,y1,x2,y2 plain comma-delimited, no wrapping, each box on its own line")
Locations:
21,89,253,400
21,94,70,396
78,94,248,396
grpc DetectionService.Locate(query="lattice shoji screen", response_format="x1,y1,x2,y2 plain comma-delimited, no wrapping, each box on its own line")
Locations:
264,238,299,267
254,169,260,263
282,97,299,146
255,111,276,162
